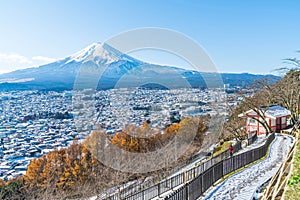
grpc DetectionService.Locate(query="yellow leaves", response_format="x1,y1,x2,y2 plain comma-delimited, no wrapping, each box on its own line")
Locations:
22,117,208,193
0,178,6,186
129,138,139,152
142,121,149,128
24,141,99,191
110,132,140,152
121,138,127,147
165,123,180,134
110,132,125,149
108,117,207,153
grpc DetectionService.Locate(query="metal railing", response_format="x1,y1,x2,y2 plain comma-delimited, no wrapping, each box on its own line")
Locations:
248,132,258,146
262,122,300,200
165,133,275,200
106,141,242,200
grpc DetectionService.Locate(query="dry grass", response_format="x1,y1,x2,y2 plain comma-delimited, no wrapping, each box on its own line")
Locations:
213,141,232,157
284,131,300,199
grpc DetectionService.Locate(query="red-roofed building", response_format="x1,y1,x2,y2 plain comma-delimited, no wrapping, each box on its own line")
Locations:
239,105,291,135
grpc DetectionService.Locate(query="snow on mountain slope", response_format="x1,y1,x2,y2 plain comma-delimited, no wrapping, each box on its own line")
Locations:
0,42,280,90
65,42,143,65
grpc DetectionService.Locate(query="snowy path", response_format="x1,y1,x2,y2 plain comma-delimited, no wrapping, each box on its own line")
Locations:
153,135,269,199
201,134,294,200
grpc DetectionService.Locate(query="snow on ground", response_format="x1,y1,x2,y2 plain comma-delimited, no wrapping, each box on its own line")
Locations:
90,134,275,200
236,134,267,155
153,135,270,199
170,134,267,179
201,134,294,200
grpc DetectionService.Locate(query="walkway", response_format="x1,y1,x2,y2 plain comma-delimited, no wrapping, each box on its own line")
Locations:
201,134,294,200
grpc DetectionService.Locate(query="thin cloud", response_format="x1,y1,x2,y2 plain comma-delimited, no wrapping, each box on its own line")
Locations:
0,53,56,65
0,53,56,74
0,53,33,64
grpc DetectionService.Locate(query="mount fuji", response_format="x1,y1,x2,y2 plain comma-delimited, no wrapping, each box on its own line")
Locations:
0,43,280,90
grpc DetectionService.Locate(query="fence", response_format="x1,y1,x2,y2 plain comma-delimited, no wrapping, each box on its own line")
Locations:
165,133,275,200
248,132,258,146
263,122,300,200
106,141,242,200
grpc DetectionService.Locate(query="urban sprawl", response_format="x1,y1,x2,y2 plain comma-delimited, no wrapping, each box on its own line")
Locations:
0,87,245,180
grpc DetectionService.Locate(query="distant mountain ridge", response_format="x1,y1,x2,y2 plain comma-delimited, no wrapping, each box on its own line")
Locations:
0,43,280,90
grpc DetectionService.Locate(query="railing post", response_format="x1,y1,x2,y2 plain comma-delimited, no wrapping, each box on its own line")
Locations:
158,182,161,197
142,189,145,200
201,173,204,194
221,160,224,178
118,188,121,200
233,155,236,171
212,165,215,182
193,168,195,179
186,184,189,200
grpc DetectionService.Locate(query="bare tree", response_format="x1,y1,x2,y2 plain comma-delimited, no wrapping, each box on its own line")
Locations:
271,69,300,124
224,105,247,141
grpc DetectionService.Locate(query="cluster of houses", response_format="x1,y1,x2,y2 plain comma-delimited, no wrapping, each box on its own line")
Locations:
0,88,238,179
0,87,290,180
0,91,80,180
93,88,229,132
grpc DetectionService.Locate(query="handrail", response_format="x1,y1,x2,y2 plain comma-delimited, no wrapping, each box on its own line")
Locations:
106,140,242,200
262,122,299,200
165,133,275,200
248,132,258,145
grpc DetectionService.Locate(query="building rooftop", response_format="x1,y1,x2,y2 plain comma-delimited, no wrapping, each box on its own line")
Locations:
265,105,291,118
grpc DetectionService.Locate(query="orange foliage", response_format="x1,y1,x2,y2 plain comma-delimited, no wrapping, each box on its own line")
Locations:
24,141,99,190
165,123,180,133
20,117,208,194
109,117,207,153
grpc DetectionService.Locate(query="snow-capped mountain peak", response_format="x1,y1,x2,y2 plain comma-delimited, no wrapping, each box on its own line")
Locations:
65,42,142,65
67,42,99,63
0,41,280,91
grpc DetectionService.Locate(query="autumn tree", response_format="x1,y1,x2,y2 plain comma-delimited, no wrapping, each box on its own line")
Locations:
24,140,101,198
20,117,209,198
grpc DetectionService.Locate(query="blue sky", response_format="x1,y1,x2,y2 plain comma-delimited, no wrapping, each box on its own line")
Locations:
0,0,299,74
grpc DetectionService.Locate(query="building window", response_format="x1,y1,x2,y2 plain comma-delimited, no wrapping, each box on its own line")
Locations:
248,118,256,124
